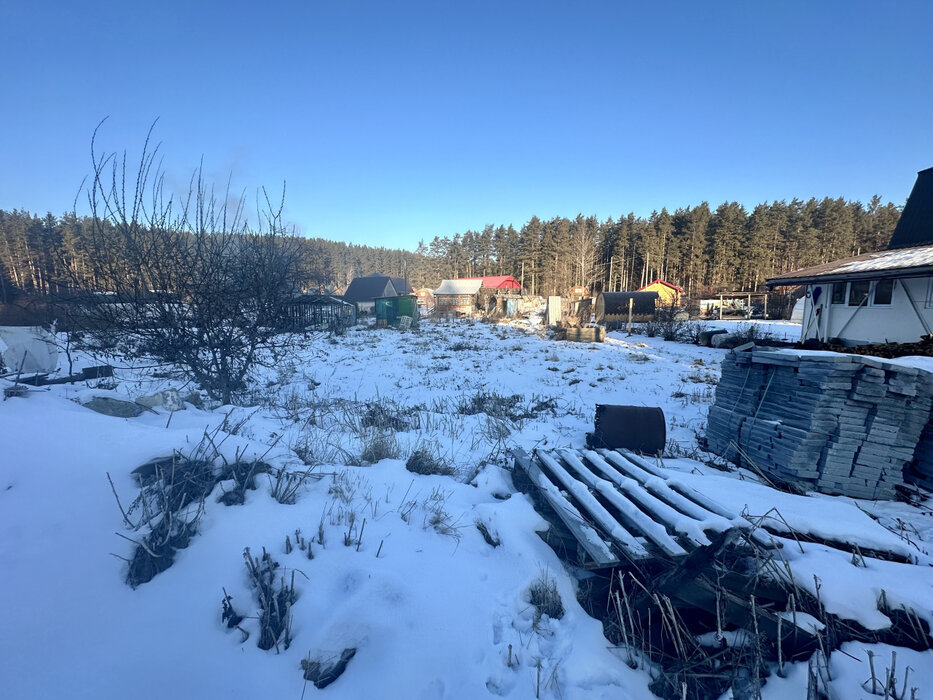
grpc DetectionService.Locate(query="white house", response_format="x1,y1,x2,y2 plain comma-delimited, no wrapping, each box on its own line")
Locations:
767,167,933,345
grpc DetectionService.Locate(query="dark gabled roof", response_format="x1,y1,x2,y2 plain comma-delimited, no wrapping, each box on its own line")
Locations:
343,275,396,303
888,167,933,250
389,276,413,295
766,243,933,286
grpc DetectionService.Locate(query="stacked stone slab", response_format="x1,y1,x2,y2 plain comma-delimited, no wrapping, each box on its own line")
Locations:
706,349,933,500
907,422,933,490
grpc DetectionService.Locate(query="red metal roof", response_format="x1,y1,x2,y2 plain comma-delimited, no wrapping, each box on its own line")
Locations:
461,275,522,289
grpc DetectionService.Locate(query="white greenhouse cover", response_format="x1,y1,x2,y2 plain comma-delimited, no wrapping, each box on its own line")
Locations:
790,297,806,324
0,326,60,374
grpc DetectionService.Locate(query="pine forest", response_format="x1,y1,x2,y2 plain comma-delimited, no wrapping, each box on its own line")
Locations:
0,196,901,309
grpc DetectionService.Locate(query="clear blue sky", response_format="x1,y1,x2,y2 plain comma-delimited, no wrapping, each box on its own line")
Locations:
2,1,931,250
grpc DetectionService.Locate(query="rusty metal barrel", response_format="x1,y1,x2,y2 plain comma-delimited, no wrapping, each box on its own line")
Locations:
587,404,666,455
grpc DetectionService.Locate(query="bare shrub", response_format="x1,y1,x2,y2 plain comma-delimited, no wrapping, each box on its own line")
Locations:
269,466,318,505
421,486,462,539
457,391,559,423
243,547,296,652
406,446,456,477
655,300,689,341
638,319,662,337
683,321,712,344
732,322,775,344
117,454,217,587
528,572,565,624
73,121,310,404
358,431,400,464
216,459,270,506
360,400,411,432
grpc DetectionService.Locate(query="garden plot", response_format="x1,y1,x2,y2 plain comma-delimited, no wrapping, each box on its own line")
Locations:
1,315,931,700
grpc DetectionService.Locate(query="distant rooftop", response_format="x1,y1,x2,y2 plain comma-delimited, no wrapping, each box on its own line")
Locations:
435,279,483,295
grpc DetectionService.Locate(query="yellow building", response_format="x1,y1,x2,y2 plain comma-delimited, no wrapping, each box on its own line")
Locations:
636,279,684,307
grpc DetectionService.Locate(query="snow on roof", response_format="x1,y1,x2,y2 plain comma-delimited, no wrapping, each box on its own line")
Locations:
767,243,933,285
836,245,933,273
434,279,483,295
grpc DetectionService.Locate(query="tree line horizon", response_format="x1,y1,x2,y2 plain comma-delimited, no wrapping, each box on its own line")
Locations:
0,195,902,307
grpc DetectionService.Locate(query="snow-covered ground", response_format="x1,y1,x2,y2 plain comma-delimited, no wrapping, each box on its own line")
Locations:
703,318,804,343
2,313,932,699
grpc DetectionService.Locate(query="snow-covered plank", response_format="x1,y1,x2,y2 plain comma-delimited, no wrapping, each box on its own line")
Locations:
596,448,657,483
575,449,720,548
511,449,619,566
584,450,733,542
601,449,777,549
559,449,688,557
536,451,650,559
610,449,667,478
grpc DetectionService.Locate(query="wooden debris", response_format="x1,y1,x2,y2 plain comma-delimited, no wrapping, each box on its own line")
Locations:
512,446,933,700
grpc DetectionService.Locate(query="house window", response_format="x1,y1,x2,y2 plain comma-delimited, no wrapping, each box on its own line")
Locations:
872,279,894,305
831,283,846,304
848,281,870,306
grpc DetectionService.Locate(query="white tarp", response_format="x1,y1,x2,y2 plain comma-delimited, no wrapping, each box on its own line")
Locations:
790,297,806,324
0,326,60,374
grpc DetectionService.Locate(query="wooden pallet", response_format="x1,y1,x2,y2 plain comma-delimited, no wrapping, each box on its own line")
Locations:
512,447,773,568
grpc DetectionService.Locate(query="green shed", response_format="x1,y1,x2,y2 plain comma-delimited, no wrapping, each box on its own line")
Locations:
374,295,419,328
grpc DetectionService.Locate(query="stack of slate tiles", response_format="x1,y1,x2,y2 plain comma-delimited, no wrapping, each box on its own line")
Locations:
706,349,933,500
907,422,933,491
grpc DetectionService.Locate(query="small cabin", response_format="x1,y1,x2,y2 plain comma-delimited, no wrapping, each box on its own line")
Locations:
434,279,483,316
767,166,933,345
636,279,683,307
